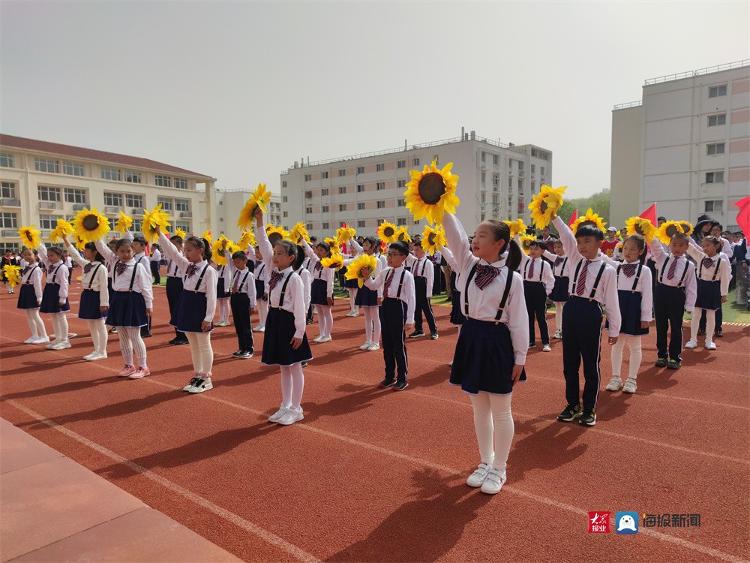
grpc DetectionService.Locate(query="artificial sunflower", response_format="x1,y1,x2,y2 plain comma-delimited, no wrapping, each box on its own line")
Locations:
74,235,86,250
520,234,536,254
396,226,411,243
265,224,290,246
142,204,171,244
3,264,21,288
115,211,133,233
290,222,311,244
202,230,213,243
503,218,527,238
657,220,690,245
18,226,41,249
72,208,111,243
528,185,566,229
625,216,657,243
211,235,238,266
421,224,446,255
49,219,74,243
344,254,378,287
238,229,256,249
678,221,694,237
571,208,607,235
237,183,272,229
321,253,344,270
377,221,398,244
174,227,188,240
336,226,356,244
403,160,460,224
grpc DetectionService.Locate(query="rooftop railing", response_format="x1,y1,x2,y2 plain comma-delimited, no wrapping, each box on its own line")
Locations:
612,100,642,110
644,59,749,86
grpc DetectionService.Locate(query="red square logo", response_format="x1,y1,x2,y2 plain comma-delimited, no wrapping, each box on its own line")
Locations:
588,512,611,533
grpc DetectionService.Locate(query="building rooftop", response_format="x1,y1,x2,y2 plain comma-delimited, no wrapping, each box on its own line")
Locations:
0,133,214,180
643,58,749,86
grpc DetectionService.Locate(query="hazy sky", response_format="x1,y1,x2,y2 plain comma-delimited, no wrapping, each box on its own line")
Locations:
2,1,748,198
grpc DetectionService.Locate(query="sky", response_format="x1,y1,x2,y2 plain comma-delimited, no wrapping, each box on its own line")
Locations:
1,1,748,198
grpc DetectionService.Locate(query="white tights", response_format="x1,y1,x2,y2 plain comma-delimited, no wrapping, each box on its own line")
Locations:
279,362,305,410
691,307,716,342
316,305,333,338
218,298,230,324
610,334,642,381
363,306,381,344
554,302,564,333
117,326,147,368
348,288,358,313
256,299,268,328
51,313,68,343
86,318,108,354
186,331,214,376
468,391,514,472
25,309,48,340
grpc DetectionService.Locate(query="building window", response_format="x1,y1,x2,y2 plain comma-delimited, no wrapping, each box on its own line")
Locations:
304,174,312,182
357,184,365,192
282,180,287,188
282,196,288,203
492,173,500,188
481,171,486,184
397,217,407,226
125,170,142,183
481,152,486,163
131,219,143,232
175,199,190,212
306,206,313,214
306,223,313,230
62,161,85,176
707,143,725,155
376,163,385,172
397,160,406,168
338,169,346,177
705,171,725,184
1,181,16,198
508,175,513,188
1,212,18,228
357,166,365,174
321,171,329,179
377,219,385,226
35,158,60,173
39,215,62,230
322,205,329,212
103,192,122,207
174,178,188,190
339,204,347,212
157,197,173,211
154,175,172,187
412,158,420,166
321,188,329,196
376,182,385,190
101,167,121,181
125,193,144,208
338,186,347,194
397,179,406,188
357,220,366,228
541,166,545,176
357,202,365,210
493,154,499,165
377,201,385,209
531,164,536,174
397,198,405,206
64,187,88,204
283,211,288,218
305,191,312,199
705,200,723,213
0,153,14,168
322,222,329,230
707,114,727,127
37,185,61,201
708,84,727,98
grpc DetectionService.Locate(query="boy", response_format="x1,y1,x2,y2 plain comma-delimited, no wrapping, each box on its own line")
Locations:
518,238,555,351
552,214,621,427
165,235,188,345
408,237,438,340
228,250,256,358
363,241,416,391
149,244,162,285
650,233,697,368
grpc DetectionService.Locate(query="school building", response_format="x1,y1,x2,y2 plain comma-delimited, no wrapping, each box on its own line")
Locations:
610,59,750,230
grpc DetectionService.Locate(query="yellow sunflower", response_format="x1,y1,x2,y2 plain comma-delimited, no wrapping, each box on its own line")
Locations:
377,221,398,244
74,235,86,250
202,230,213,243
625,216,657,243
396,226,411,243
403,160,460,224
657,220,690,245
503,218,527,238
237,183,271,229
528,185,566,229
211,235,237,266
174,227,187,240
49,218,74,243
19,226,42,249
421,225,446,255
3,264,21,288
265,224,290,246
115,211,133,233
141,204,172,244
335,226,357,245
72,208,111,243
238,229,256,249
290,222,311,244
344,254,378,287
321,253,344,270
678,221,694,237
571,208,607,234
520,234,536,254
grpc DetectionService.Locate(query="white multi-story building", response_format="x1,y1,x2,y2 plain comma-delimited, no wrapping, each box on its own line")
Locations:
280,131,553,238
214,190,283,241
610,59,750,229
0,134,216,251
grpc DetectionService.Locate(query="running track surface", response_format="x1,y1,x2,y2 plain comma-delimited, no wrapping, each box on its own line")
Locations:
1,285,748,562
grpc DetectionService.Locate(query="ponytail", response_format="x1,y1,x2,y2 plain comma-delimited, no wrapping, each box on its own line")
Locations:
506,239,522,272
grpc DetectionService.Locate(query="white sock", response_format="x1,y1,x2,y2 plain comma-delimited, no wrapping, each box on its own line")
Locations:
610,337,625,379
290,362,305,410
126,326,147,368
25,310,38,338
705,309,716,342
363,307,374,343
626,335,642,381
118,328,134,365
280,365,293,408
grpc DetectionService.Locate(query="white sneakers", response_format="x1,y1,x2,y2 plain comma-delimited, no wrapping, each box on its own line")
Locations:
622,378,637,394
705,341,717,350
185,377,212,393
367,343,380,351
542,344,552,352
253,326,265,333
466,463,490,488
277,408,304,426
466,463,506,494
214,320,230,327
687,339,716,350
684,340,698,349
359,341,372,350
24,336,37,344
31,337,50,344
553,330,563,339
606,377,622,392
268,407,287,423
83,352,107,361
607,377,636,393
49,341,71,350
345,311,359,317
313,335,332,343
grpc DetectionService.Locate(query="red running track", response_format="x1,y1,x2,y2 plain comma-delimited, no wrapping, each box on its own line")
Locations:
1,284,748,562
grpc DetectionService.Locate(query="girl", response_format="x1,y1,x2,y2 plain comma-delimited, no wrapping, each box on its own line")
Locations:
37,243,71,350
64,236,109,361
99,232,133,336
16,248,48,344
602,235,653,394
253,246,269,332
349,236,386,351
255,212,312,426
165,235,188,345
214,261,231,327
685,236,730,350
158,230,217,393
100,238,153,378
302,239,335,343
443,211,528,495
517,238,554,351
543,238,569,340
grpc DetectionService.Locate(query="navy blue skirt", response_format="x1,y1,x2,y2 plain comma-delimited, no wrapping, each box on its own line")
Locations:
255,279,267,301
342,267,359,289
17,285,39,309
450,318,525,394
355,285,378,306
695,279,721,310
217,277,228,299
550,276,570,302
106,291,148,327
79,289,102,320
617,290,648,335
173,291,210,333
310,278,328,306
39,284,70,314
262,308,313,366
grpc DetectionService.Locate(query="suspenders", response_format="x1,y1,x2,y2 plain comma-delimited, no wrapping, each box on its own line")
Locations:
184,264,209,293
616,263,643,292
659,256,690,287
128,263,139,291
233,270,251,293
87,263,102,290
23,265,38,285
572,260,607,301
385,268,406,300
256,263,265,279
698,257,721,281
523,259,543,282
416,259,428,278
463,263,514,322
271,271,296,309
556,257,568,277
48,264,62,284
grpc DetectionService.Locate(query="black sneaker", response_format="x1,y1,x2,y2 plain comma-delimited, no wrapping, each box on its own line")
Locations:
408,331,425,339
578,410,596,426
430,333,439,340
557,403,582,422
394,380,409,391
655,357,668,368
168,337,180,345
715,328,723,338
239,351,253,359
667,359,681,370
380,378,395,388
529,341,536,348
232,351,243,357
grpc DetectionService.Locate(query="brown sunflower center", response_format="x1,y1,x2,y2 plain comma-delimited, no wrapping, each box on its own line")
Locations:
679,223,690,233
666,225,680,237
384,226,394,237
427,232,436,245
82,215,99,231
539,200,548,214
418,173,446,205
635,223,645,235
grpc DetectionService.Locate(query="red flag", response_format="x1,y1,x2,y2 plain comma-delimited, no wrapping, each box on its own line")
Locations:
736,196,750,237
639,203,657,224
568,209,578,227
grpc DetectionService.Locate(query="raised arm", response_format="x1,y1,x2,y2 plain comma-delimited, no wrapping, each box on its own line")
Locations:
551,216,582,264
158,231,189,271
443,212,475,272
301,239,320,265
94,238,116,265
36,242,49,266
543,249,557,262
64,240,88,267
686,238,706,262
648,238,668,265
439,246,458,271
254,215,274,268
